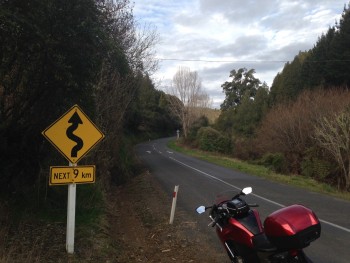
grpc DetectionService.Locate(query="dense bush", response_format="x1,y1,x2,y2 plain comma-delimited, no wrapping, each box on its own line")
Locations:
187,115,209,143
231,137,264,161
301,156,333,180
196,127,231,153
256,89,350,174
260,153,288,174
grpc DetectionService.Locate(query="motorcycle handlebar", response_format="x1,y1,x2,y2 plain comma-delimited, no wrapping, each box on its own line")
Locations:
213,216,220,227
208,214,219,227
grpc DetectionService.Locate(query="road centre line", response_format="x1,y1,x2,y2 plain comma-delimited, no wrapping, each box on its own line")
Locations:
169,156,350,234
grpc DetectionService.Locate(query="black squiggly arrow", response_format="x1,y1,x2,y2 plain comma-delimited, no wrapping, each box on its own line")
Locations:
66,111,84,158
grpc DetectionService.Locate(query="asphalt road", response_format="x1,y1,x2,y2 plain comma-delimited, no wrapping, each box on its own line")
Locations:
135,137,350,263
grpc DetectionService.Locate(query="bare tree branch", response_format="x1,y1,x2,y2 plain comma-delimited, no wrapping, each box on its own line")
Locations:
314,109,350,189
166,67,211,138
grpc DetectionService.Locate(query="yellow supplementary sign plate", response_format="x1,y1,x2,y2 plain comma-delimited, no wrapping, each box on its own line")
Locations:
42,105,104,164
50,165,95,185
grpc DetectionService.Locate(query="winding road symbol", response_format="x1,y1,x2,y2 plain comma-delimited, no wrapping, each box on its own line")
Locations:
66,112,84,158
42,104,105,164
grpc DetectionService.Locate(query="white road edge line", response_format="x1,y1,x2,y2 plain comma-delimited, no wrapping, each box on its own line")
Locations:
169,156,350,234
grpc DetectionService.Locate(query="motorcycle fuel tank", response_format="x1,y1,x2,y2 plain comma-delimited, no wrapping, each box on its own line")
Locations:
264,204,321,250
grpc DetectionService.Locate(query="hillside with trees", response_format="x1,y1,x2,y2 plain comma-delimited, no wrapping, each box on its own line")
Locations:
0,0,179,216
257,3,350,190
186,3,350,191
270,4,350,103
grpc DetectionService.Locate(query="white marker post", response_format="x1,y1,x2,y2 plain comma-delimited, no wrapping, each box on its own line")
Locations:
66,162,77,253
169,185,179,224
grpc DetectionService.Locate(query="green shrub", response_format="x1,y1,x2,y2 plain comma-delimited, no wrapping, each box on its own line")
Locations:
301,156,332,180
196,127,231,153
260,152,288,173
188,115,209,142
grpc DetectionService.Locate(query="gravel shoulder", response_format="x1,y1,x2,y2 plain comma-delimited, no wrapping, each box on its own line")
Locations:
109,171,228,262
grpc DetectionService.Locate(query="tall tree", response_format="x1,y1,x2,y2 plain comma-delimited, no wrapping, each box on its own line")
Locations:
273,3,350,102
217,68,268,137
217,84,269,138
301,29,335,88
220,68,260,111
167,67,210,139
328,4,350,86
234,85,269,137
270,51,308,104
125,74,179,137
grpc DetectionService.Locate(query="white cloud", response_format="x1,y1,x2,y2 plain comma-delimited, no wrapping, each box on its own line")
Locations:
134,0,343,108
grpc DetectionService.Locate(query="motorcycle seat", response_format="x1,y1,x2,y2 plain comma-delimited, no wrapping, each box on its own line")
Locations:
253,233,277,252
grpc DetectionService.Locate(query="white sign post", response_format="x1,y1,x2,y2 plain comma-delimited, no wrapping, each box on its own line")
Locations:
169,185,179,224
66,162,77,253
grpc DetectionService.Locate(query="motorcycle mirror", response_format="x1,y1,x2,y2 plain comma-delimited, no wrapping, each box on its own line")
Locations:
196,206,206,214
242,187,252,195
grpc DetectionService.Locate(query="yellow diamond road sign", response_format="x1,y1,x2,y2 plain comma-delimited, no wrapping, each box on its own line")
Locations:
42,105,104,164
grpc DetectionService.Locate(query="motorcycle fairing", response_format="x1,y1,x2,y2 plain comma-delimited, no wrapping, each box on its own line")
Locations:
217,217,255,248
217,211,263,248
236,209,263,235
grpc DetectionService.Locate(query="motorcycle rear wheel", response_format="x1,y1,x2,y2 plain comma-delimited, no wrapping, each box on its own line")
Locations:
295,251,313,263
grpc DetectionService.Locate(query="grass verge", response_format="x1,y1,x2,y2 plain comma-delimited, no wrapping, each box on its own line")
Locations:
168,140,350,201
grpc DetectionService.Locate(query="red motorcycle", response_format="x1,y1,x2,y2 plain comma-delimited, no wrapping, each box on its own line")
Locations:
196,187,321,263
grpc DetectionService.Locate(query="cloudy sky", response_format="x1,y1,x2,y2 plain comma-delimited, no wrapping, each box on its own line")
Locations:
134,0,344,108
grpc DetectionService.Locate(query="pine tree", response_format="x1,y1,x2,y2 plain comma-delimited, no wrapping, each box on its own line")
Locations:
328,4,350,86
